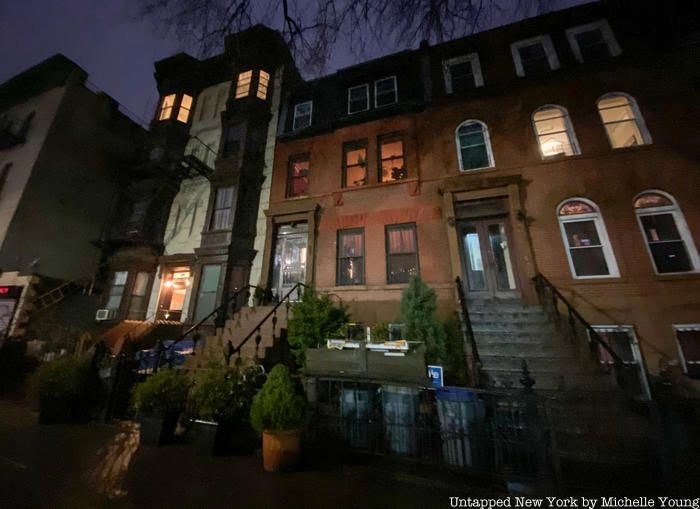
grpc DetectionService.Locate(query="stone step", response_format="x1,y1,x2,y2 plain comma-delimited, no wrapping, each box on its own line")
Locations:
466,299,544,313
476,341,581,358
479,355,593,373
469,310,555,324
482,369,617,392
471,321,559,335
471,330,556,344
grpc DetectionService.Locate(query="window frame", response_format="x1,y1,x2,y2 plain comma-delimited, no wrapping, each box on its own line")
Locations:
531,105,581,159
347,84,370,115
374,76,398,108
455,119,495,172
510,35,560,77
106,271,129,311
673,324,700,379
158,94,176,121
235,70,253,99
292,101,313,130
286,153,310,199
257,70,270,100
336,228,365,286
385,223,419,284
557,198,620,279
633,190,700,275
377,134,407,183
442,53,484,93
209,186,235,231
342,139,368,188
597,92,652,149
177,94,193,123
566,19,621,63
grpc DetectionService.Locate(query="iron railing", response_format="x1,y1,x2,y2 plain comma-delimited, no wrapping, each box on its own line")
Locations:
454,276,481,387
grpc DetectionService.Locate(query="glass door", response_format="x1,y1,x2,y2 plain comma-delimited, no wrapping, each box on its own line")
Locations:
459,218,518,298
272,224,308,300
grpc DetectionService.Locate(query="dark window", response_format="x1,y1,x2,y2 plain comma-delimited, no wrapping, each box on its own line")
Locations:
342,141,368,188
518,42,550,74
595,330,636,364
222,124,245,158
348,85,369,114
447,60,476,92
374,77,397,108
639,214,693,273
337,229,364,285
210,187,234,230
127,272,151,320
378,138,406,182
386,224,419,284
676,329,700,379
575,29,611,61
287,155,309,198
456,121,492,170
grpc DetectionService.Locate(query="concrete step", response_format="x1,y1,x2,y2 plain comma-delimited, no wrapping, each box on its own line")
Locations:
469,310,555,324
479,355,593,373
471,321,559,335
482,369,617,392
466,299,544,313
476,341,580,358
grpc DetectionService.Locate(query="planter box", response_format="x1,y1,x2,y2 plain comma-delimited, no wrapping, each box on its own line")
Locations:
139,411,180,446
191,420,218,455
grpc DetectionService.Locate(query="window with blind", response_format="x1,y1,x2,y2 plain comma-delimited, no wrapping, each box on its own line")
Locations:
597,93,651,149
158,94,176,120
532,105,580,158
177,94,193,123
257,70,270,100
286,155,309,198
386,224,419,284
235,70,253,98
675,326,700,379
337,229,364,285
210,187,234,231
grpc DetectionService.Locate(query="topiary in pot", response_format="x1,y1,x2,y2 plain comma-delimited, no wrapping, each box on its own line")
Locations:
132,369,191,446
250,364,308,471
30,355,91,424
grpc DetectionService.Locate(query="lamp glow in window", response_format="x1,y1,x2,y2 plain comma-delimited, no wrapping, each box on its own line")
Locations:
235,70,253,98
257,70,270,100
597,93,651,148
177,94,193,123
533,106,579,158
158,94,176,120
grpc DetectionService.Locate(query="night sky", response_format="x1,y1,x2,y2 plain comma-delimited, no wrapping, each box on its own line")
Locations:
0,0,591,125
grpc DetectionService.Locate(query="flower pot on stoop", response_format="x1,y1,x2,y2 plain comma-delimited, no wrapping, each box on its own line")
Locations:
262,429,302,472
139,410,180,446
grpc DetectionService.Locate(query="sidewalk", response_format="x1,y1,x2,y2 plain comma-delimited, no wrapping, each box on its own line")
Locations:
0,399,488,509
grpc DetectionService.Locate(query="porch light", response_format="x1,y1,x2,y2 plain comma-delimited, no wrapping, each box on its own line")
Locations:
164,280,174,288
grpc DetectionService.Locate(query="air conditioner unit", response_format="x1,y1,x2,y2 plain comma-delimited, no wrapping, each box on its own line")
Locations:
95,308,116,321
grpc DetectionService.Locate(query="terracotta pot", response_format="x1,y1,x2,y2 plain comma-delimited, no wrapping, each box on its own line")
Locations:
262,429,302,472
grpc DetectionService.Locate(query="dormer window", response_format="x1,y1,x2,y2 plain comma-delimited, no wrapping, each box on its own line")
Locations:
177,94,193,123
236,70,253,98
374,76,397,108
511,35,560,77
292,101,313,130
348,84,369,114
158,94,176,120
566,20,621,63
257,70,270,100
443,54,484,93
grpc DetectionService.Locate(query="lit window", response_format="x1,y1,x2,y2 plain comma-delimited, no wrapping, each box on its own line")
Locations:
532,105,580,158
342,141,367,187
597,93,651,148
674,325,700,379
177,94,193,123
158,94,176,120
511,35,560,77
210,186,234,230
287,155,309,198
257,70,270,100
374,77,397,108
386,224,419,284
292,101,312,130
106,271,128,310
557,198,619,278
566,20,621,63
634,191,699,274
443,54,484,93
455,120,494,171
379,138,406,182
235,70,253,99
337,229,364,285
347,84,369,114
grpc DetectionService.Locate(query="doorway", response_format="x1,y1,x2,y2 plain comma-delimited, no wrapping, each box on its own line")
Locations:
271,223,308,300
157,268,191,321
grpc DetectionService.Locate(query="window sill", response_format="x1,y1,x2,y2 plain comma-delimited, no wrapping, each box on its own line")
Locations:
457,166,498,175
654,272,700,281
339,177,417,193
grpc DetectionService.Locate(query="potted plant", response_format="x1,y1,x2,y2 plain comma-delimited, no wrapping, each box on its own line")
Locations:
250,365,308,472
189,364,265,455
30,355,91,424
132,369,190,446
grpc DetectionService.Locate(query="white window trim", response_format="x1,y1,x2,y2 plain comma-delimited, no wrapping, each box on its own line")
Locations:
442,53,484,93
597,92,652,148
292,101,313,130
510,34,560,77
566,19,621,63
591,325,651,400
634,190,700,275
531,104,581,159
557,198,620,279
455,119,495,172
347,84,370,115
374,76,398,108
672,324,700,378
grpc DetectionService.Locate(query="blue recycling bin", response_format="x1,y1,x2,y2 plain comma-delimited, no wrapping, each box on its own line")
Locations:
435,387,485,467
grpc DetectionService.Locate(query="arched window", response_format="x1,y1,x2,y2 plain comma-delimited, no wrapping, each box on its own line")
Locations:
456,120,494,171
532,105,580,158
557,198,619,278
597,93,651,149
634,191,699,274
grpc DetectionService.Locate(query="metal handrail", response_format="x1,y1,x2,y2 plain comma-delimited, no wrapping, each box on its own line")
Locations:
455,277,481,387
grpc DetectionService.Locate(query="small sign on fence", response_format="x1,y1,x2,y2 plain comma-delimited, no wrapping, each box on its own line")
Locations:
427,365,443,387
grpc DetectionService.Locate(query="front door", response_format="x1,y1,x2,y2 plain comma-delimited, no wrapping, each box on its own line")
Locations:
459,218,518,298
271,224,308,300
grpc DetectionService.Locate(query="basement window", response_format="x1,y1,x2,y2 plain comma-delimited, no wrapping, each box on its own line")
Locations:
158,94,176,120
235,70,253,98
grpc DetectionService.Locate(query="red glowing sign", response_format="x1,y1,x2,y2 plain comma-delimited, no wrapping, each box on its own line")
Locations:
0,286,22,298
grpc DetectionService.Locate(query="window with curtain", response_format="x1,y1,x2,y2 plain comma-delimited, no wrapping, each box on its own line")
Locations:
532,106,579,157
127,272,151,319
177,94,193,123
456,120,493,171
287,155,309,198
193,265,222,323
210,187,234,230
379,138,406,182
386,224,419,284
337,229,364,285
106,271,128,310
342,141,368,187
158,94,176,120
634,191,699,274
675,325,700,379
558,198,619,278
257,70,270,100
235,70,253,98
597,93,650,148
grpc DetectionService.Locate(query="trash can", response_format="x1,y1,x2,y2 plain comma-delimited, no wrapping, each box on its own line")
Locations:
382,385,419,455
435,387,485,467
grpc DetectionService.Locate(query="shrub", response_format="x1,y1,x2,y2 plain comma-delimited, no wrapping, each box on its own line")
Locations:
443,314,470,386
400,276,447,365
250,365,307,434
30,355,91,423
132,369,191,416
370,322,389,342
287,286,349,365
190,365,265,423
